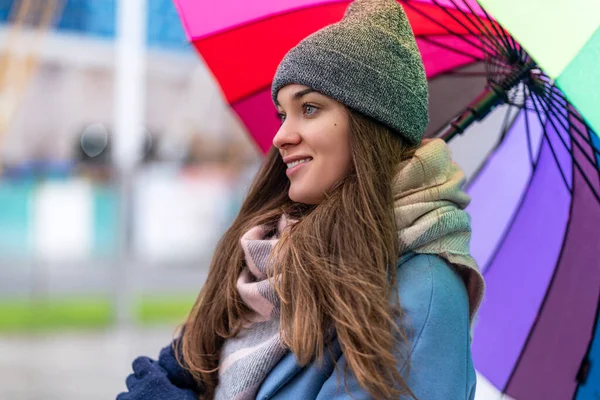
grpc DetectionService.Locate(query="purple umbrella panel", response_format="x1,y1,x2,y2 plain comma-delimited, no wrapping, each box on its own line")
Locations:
452,82,600,400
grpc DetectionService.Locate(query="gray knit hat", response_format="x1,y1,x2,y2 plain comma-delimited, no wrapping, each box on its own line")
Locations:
271,0,429,145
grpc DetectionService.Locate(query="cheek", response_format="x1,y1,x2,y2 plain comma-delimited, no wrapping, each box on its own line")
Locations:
331,125,352,173
328,147,351,176
315,130,351,177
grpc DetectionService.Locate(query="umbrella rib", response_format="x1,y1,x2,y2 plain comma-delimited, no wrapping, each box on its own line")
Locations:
448,0,510,58
401,1,500,60
489,59,513,85
535,96,575,153
495,103,516,144
544,86,569,106
529,93,574,194
428,0,506,59
592,124,600,188
541,87,600,155
438,71,504,77
457,0,508,56
477,3,518,58
523,98,537,169
486,54,514,70
463,0,510,50
507,31,521,60
544,86,598,137
538,94,600,164
538,73,556,84
537,82,582,118
532,92,600,202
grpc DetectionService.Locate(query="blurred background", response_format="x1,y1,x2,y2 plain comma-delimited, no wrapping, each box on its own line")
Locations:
1,1,598,399
0,0,261,398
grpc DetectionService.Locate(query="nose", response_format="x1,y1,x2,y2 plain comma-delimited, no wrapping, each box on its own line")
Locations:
272,121,301,150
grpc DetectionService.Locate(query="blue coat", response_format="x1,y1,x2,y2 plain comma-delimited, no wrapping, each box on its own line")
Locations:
117,253,477,399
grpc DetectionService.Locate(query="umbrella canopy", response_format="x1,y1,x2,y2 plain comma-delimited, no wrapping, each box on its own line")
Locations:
477,0,600,137
174,0,504,153
173,1,600,399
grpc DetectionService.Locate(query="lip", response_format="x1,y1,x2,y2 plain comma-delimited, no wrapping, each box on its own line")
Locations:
286,158,311,177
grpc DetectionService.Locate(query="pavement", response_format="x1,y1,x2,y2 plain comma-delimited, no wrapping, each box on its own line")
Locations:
0,326,176,400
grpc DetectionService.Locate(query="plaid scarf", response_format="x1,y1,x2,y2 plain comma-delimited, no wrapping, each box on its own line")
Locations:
215,138,485,399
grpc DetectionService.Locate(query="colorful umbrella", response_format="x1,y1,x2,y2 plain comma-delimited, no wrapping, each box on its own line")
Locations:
172,1,600,399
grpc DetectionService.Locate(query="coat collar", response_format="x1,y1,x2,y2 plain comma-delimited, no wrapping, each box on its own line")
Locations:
255,350,304,399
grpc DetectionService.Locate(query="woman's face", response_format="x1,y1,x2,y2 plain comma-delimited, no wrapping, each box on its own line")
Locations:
273,84,352,205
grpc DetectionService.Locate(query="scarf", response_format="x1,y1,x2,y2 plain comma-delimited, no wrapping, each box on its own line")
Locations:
393,138,485,324
215,216,291,400
215,138,485,399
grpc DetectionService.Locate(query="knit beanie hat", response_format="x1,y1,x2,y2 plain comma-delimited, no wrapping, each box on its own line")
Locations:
271,0,429,145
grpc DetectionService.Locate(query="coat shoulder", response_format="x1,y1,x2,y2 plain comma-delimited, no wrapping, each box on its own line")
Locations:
393,253,475,399
395,252,469,307
394,253,471,344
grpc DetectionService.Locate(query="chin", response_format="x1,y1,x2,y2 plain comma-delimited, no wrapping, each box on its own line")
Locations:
288,186,322,205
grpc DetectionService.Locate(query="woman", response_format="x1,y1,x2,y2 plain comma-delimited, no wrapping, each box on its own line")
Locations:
117,0,485,399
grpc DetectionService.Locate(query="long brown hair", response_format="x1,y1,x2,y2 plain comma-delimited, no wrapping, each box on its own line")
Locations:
177,108,419,399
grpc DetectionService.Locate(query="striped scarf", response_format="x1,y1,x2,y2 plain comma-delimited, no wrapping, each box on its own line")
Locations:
215,216,292,400
215,138,485,399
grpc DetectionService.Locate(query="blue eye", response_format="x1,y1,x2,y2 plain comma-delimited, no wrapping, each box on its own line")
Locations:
303,103,318,116
277,112,286,123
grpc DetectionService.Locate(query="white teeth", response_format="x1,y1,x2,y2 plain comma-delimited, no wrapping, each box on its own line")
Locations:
286,158,312,169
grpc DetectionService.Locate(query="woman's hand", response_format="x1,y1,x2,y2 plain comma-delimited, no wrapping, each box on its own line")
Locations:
116,340,202,400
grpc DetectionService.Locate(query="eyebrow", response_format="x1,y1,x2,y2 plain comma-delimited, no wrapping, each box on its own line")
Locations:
275,88,317,107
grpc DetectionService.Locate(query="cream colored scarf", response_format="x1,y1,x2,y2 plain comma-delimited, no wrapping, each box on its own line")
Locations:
393,138,485,325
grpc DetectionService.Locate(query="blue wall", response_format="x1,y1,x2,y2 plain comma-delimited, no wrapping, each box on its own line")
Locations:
0,181,119,260
0,0,189,51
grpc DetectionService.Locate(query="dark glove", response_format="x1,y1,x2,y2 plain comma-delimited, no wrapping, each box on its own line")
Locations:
116,341,203,400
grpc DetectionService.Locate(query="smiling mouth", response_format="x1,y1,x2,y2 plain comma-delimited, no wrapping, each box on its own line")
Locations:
286,158,312,177
286,157,312,169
